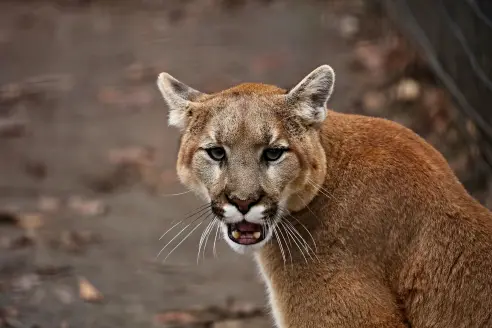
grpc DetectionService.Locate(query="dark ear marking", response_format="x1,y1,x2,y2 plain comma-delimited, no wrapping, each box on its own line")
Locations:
170,79,186,95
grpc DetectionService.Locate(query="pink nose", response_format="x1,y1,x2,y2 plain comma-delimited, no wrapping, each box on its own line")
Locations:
228,197,257,214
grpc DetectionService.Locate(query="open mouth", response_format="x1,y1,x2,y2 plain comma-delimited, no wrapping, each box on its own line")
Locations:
227,220,266,245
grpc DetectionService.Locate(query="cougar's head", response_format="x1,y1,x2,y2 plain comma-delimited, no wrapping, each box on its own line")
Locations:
157,65,335,254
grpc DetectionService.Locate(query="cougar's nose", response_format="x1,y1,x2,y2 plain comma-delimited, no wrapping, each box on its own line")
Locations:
227,195,261,215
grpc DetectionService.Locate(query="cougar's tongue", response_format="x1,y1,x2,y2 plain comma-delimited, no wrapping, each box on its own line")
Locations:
236,221,261,232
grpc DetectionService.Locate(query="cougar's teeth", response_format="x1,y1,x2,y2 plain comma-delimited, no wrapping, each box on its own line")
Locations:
253,232,261,239
232,230,241,239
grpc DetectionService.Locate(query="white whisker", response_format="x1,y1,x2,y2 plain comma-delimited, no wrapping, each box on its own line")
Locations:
157,211,211,259
288,214,318,251
271,220,286,265
279,206,318,253
280,220,309,263
276,221,293,265
159,190,192,197
201,218,217,260
296,194,324,225
160,204,210,240
213,220,220,258
164,220,206,262
307,178,335,200
159,220,183,241
197,218,216,264
282,217,320,262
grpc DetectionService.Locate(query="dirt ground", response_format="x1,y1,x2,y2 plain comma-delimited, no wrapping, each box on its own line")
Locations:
0,1,490,327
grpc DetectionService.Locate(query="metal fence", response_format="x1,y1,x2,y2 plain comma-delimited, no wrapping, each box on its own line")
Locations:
382,0,492,168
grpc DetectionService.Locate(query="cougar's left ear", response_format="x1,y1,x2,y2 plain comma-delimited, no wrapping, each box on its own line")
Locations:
157,72,207,130
286,65,335,126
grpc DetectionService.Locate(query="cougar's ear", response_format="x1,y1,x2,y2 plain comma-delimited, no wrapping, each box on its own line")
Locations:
157,73,206,130
286,65,335,126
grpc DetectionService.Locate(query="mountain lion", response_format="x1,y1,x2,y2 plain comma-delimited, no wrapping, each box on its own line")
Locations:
157,65,492,327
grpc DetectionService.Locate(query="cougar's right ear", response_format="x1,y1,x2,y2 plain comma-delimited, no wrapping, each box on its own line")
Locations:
157,73,206,130
286,65,335,127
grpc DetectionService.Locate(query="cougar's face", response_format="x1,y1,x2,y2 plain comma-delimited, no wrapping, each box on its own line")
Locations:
158,65,334,254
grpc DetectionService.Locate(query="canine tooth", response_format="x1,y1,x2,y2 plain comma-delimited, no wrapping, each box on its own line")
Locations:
232,230,241,239
253,232,261,239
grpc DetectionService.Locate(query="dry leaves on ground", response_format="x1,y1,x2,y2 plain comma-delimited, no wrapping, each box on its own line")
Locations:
11,274,40,293
37,196,61,213
154,311,199,326
68,196,107,216
78,277,104,303
17,212,44,231
52,230,102,254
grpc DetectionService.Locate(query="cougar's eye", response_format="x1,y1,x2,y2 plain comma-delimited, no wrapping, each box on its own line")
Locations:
263,148,286,162
206,147,226,161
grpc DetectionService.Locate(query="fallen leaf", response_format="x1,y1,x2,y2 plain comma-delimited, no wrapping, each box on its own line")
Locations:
154,311,198,325
225,297,263,317
17,213,44,231
78,277,103,303
68,196,107,216
78,200,106,216
12,274,39,292
38,196,61,213
228,302,262,317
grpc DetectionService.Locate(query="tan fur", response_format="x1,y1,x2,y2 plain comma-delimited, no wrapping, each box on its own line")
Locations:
158,67,492,328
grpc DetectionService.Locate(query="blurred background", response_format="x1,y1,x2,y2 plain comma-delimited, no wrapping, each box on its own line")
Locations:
0,0,491,327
